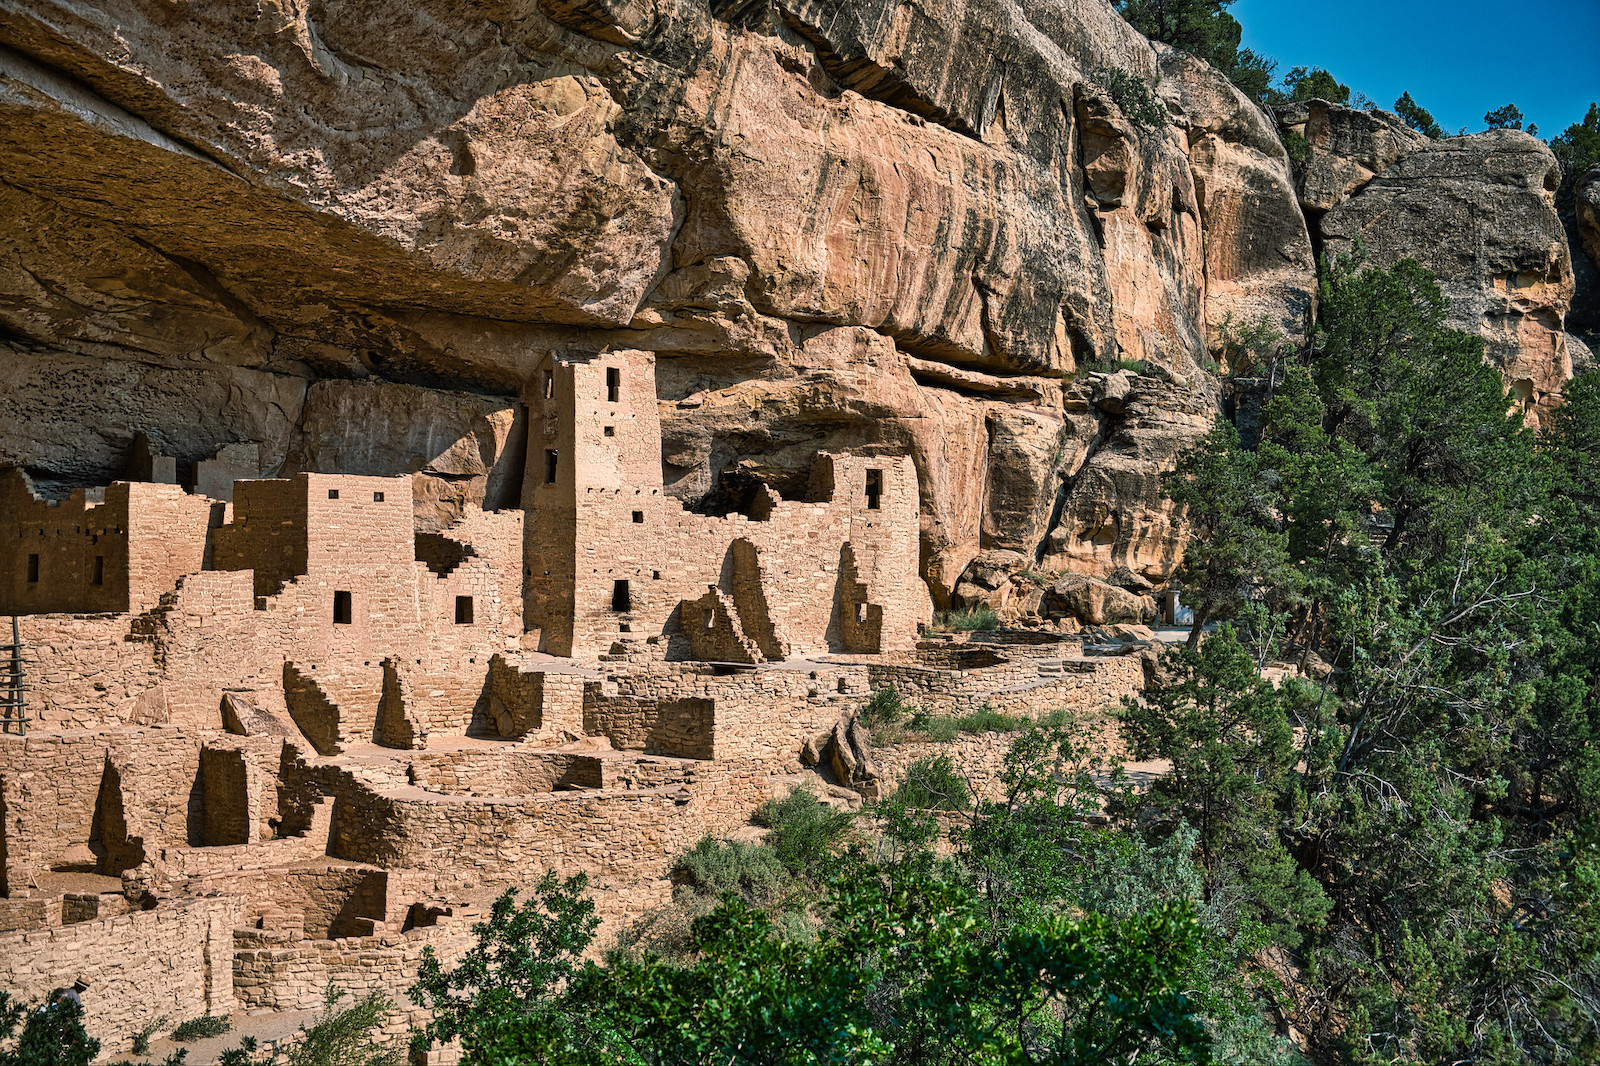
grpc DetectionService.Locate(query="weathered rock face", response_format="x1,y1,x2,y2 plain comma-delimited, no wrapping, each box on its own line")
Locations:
1573,168,1600,338
1156,46,1316,343
1278,104,1575,418
1275,100,1428,214
0,1,1577,625
1576,168,1600,271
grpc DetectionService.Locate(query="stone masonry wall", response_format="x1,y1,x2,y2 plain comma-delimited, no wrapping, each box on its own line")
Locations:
523,350,928,657
0,894,243,1056
0,728,206,889
1,472,214,617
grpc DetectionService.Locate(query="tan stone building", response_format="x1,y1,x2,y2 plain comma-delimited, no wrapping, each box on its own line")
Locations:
523,348,927,658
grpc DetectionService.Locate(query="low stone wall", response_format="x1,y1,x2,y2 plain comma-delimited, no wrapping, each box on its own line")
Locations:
406,748,602,794
867,654,1145,716
233,919,472,1015
298,762,773,884
134,797,333,893
0,894,243,1056
584,694,715,759
188,864,387,939
874,731,1028,803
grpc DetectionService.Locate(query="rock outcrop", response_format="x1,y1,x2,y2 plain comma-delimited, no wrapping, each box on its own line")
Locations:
1278,104,1575,419
0,1,1580,623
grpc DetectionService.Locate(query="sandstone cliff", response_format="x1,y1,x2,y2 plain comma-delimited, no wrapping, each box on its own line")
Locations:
1277,101,1575,418
0,0,1577,621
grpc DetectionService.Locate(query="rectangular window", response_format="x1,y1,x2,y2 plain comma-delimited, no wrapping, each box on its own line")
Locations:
333,590,352,625
542,369,554,399
611,579,631,613
328,489,339,500
865,469,883,510
91,556,104,586
454,596,474,624
603,426,615,437
544,450,559,484
373,491,385,502
632,511,644,524
26,554,39,583
606,367,620,403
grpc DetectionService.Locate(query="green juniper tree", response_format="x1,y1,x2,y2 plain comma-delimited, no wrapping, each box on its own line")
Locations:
1393,91,1443,138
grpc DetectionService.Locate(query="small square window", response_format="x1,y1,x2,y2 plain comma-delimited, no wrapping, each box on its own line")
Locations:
603,426,615,437
373,491,385,502
454,596,474,624
91,556,104,586
632,511,644,524
333,590,352,625
328,489,340,500
544,450,559,484
606,367,620,403
26,554,39,583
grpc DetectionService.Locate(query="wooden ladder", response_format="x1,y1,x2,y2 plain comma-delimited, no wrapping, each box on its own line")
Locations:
0,616,25,735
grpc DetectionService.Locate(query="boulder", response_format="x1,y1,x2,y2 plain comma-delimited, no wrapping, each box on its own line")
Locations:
1043,573,1154,625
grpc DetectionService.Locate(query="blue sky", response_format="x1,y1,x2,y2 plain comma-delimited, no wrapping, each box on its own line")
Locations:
1232,0,1600,137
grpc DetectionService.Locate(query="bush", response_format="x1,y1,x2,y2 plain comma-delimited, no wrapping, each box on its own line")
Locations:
858,687,907,727
1091,67,1167,130
932,607,999,632
894,755,971,811
752,789,855,876
908,704,1045,740
285,987,393,1066
953,705,1028,733
130,1017,167,1057
169,1017,229,1043
0,994,100,1066
671,837,791,904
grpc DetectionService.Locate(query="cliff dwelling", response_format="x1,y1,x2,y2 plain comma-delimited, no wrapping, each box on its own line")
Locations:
0,348,1149,1056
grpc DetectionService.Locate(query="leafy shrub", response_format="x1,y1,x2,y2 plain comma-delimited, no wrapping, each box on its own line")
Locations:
894,755,971,811
911,714,959,742
932,606,999,632
858,687,906,727
953,705,1026,733
0,993,100,1066
170,1017,229,1043
215,1037,257,1066
908,703,1046,740
130,1016,167,1057
752,789,855,876
1091,67,1167,130
285,987,393,1066
671,837,790,904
